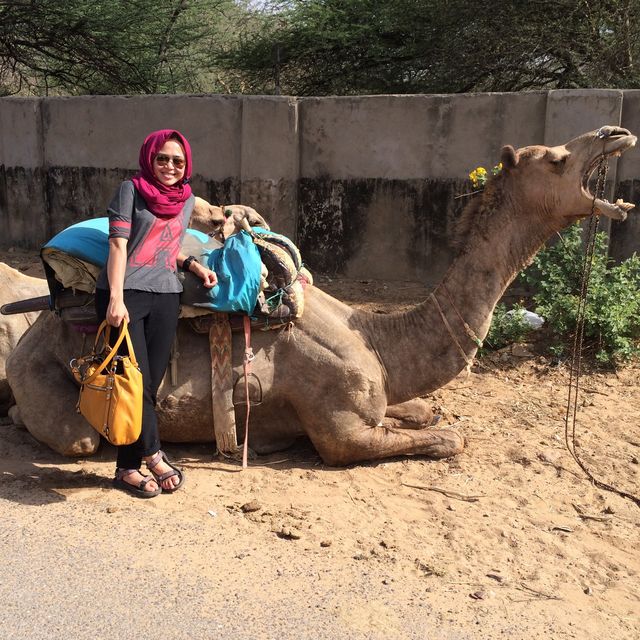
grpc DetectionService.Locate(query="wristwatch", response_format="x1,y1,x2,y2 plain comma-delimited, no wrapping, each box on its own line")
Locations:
182,255,198,272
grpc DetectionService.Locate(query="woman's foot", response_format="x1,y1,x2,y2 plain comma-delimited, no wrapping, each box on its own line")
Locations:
144,450,185,493
113,468,161,498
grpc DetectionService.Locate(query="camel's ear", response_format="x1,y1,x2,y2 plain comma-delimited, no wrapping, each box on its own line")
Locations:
500,145,519,170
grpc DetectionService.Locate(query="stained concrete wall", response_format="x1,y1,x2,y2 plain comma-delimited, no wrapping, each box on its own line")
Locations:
0,90,638,283
297,92,548,281
612,90,640,261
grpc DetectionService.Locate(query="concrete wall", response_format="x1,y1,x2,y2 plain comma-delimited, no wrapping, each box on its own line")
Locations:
0,90,638,283
612,90,640,260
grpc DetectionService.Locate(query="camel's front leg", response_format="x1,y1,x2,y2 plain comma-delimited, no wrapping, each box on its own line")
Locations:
308,415,464,467
384,398,438,429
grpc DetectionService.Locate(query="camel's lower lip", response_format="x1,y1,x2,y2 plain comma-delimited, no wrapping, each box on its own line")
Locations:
579,133,636,220
581,134,637,195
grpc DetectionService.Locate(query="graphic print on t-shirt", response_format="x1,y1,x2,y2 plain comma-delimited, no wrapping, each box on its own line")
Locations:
128,214,184,270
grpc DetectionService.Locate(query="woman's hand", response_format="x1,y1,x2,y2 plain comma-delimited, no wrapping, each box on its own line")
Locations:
191,262,218,289
106,297,129,327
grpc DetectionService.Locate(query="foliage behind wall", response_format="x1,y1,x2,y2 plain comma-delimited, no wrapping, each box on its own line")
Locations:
1,1,638,97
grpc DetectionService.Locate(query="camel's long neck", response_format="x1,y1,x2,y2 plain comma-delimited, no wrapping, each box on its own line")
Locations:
357,202,552,403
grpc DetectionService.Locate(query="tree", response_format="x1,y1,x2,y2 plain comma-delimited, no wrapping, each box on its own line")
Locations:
4,1,639,97
215,0,640,95
0,0,238,95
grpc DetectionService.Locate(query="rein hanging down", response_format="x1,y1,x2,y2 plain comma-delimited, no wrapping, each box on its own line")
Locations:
564,156,640,509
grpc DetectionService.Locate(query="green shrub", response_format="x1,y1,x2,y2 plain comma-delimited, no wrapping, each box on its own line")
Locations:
483,303,533,351
522,223,640,364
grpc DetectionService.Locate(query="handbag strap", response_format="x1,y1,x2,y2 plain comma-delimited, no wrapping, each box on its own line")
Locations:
107,321,139,368
82,320,134,383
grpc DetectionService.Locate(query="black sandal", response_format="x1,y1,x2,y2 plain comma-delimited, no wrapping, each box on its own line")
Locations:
145,450,185,493
113,468,162,499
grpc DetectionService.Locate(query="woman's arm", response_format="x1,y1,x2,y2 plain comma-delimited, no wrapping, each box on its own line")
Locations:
106,237,130,326
177,252,217,288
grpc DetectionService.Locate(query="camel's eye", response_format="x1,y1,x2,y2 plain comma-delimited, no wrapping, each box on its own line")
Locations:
549,154,569,172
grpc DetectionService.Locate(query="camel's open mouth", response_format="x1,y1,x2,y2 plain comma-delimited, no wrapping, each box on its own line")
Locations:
581,127,637,220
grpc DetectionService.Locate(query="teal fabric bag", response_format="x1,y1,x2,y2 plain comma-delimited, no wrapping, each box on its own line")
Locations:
182,230,262,314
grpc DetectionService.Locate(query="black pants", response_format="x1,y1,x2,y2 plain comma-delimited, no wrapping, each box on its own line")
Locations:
95,289,180,470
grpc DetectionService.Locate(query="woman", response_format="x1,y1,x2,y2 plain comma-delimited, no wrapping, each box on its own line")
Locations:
95,129,217,498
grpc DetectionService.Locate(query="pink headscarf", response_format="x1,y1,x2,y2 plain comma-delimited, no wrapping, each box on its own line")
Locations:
131,129,193,217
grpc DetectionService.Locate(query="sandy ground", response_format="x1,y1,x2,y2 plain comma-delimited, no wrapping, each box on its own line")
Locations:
1,255,639,639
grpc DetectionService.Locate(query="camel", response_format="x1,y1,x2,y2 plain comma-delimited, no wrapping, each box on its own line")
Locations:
191,198,270,239
5,126,637,463
0,263,49,414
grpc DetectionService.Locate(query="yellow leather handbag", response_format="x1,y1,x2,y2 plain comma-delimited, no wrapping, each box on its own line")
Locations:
70,320,143,446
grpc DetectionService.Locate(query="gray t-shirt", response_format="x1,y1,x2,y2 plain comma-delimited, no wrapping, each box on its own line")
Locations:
96,180,194,293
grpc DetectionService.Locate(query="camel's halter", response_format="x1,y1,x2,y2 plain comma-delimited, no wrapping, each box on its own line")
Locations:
430,284,483,371
565,154,640,508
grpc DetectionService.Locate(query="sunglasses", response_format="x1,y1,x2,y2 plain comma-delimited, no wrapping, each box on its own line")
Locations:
155,153,186,169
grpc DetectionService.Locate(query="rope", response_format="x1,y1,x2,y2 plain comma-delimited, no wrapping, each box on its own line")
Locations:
265,289,285,311
564,157,640,509
440,284,483,348
429,292,474,370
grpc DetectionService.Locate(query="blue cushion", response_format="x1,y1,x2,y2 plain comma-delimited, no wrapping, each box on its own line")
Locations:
43,217,110,266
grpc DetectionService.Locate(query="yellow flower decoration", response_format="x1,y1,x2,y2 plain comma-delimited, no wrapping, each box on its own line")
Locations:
469,163,502,189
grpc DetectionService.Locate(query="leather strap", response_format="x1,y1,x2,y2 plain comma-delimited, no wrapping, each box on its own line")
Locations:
241,315,254,469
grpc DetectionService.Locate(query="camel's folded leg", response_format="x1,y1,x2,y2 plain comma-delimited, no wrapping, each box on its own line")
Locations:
384,398,436,428
309,418,464,467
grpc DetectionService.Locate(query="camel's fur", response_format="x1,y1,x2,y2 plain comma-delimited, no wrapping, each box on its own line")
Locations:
192,197,269,241
5,127,637,462
0,263,49,413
